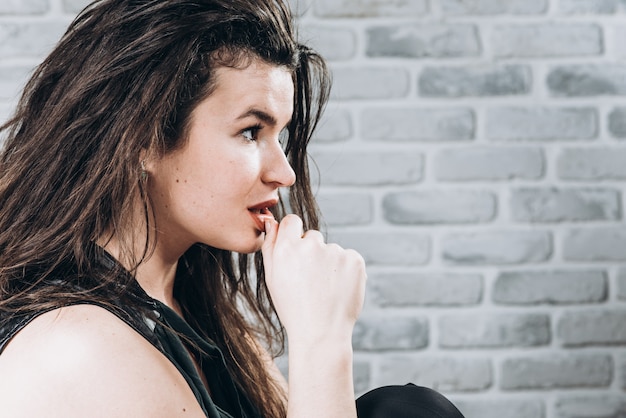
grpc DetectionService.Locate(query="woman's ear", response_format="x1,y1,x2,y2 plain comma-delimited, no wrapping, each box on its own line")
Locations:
139,148,157,176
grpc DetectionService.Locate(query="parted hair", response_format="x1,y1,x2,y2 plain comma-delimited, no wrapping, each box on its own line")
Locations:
0,0,330,416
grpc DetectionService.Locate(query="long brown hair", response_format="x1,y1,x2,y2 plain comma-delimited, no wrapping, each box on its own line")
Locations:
0,0,330,416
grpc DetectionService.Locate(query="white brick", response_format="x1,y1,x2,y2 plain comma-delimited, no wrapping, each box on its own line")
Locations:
487,107,597,141
557,309,626,346
419,64,532,97
555,396,626,418
383,190,496,224
361,108,474,142
501,354,612,389
548,64,626,96
510,187,621,222
369,272,483,307
609,107,626,139
493,270,607,305
492,24,602,58
563,227,626,261
435,147,545,181
439,313,550,348
608,107,626,138
367,24,480,58
442,231,552,265
353,315,428,351
558,148,626,180
310,151,423,185
330,67,410,100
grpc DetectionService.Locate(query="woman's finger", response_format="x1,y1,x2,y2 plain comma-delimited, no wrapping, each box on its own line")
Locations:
262,218,279,256
275,214,304,243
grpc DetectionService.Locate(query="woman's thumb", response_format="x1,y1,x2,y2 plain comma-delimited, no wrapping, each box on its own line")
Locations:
262,217,279,256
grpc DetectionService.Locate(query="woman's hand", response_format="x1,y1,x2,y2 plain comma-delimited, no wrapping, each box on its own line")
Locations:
261,214,366,418
261,214,367,348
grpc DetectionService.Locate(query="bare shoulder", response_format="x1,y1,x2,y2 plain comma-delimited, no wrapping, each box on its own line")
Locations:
0,304,205,418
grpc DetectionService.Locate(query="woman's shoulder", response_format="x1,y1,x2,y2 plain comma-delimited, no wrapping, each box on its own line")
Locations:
0,304,206,418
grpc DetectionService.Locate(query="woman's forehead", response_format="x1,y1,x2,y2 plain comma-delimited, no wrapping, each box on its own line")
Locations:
201,60,295,122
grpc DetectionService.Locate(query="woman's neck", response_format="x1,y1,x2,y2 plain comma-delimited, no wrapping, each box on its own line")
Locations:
98,234,184,316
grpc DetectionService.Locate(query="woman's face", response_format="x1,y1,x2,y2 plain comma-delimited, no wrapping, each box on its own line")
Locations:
146,58,296,258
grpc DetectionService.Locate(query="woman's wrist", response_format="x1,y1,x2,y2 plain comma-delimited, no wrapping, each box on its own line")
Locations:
286,338,357,418
288,336,354,364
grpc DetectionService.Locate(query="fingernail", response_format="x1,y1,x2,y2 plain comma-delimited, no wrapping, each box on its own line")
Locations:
264,220,271,234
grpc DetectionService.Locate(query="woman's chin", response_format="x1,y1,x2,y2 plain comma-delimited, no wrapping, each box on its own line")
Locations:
204,231,265,254
228,236,265,254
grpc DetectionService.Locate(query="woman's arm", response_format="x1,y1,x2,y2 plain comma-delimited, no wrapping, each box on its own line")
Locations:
262,215,367,418
0,305,205,418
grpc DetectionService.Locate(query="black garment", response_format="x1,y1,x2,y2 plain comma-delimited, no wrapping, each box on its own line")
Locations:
356,384,465,418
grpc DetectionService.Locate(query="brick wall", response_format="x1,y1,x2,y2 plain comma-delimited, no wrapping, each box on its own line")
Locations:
2,1,626,417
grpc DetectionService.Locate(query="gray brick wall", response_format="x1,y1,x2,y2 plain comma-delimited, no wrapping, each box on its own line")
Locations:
1,1,626,417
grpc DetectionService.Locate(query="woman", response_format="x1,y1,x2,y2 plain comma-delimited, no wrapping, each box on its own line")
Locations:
0,1,464,417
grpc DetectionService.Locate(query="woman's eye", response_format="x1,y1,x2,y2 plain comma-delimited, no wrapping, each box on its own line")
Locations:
241,126,261,141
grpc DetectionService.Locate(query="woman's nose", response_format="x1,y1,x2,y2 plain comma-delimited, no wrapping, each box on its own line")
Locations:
262,141,296,187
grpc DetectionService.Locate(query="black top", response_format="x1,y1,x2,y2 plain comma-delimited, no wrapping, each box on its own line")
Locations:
0,250,260,418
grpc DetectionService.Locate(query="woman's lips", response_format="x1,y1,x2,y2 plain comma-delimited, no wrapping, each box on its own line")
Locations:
248,206,275,232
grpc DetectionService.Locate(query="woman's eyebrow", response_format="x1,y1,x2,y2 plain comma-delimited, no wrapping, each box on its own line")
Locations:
236,108,292,129
237,108,277,126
